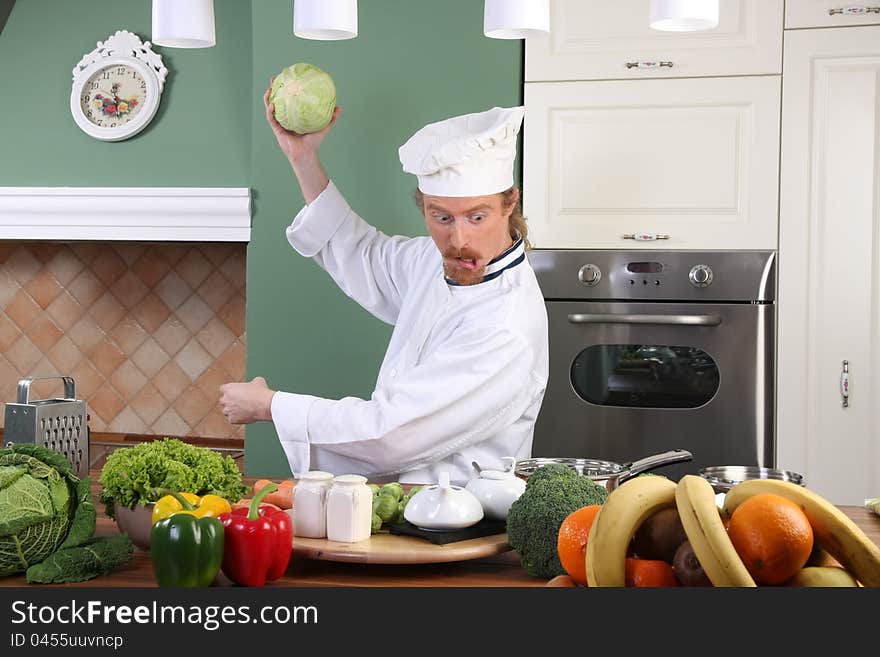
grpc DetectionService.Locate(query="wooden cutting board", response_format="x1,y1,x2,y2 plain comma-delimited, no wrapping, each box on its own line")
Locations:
292,532,511,564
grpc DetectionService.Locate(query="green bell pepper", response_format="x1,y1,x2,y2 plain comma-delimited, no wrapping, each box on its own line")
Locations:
150,491,224,587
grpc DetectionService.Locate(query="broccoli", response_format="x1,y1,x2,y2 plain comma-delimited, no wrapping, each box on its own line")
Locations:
523,463,578,486
506,469,609,578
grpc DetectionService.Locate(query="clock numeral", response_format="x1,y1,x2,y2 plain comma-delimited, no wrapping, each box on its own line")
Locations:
90,82,98,89
140,82,146,90
116,67,126,75
101,71,110,80
87,110,93,118
81,95,89,104
110,123,117,127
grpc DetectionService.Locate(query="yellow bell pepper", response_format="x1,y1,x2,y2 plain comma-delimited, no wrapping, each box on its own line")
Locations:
151,490,232,525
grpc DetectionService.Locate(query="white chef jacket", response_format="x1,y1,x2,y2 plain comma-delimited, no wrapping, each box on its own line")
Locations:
271,181,549,485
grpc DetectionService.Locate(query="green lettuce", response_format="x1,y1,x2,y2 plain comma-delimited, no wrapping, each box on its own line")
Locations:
98,438,246,518
269,62,336,134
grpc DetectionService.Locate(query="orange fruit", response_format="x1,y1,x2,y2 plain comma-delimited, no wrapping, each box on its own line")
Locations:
625,558,679,587
727,493,814,585
557,505,602,586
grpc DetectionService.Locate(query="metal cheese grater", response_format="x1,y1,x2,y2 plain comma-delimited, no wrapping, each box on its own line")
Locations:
3,375,89,479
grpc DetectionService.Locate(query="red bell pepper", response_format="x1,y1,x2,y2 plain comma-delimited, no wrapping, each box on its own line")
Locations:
219,483,293,586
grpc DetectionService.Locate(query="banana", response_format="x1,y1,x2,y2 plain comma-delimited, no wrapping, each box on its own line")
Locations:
786,566,858,587
675,475,756,587
586,475,677,587
722,479,880,587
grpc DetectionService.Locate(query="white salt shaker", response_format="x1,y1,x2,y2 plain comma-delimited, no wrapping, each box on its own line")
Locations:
292,471,334,538
326,474,372,543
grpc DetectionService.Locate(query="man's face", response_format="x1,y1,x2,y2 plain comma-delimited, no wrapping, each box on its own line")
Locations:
423,189,519,286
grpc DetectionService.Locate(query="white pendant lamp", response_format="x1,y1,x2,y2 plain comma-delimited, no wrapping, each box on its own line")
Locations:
484,0,550,39
294,0,358,41
152,0,216,48
650,0,719,32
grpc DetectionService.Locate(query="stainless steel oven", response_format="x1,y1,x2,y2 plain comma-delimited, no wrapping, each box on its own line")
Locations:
528,250,776,481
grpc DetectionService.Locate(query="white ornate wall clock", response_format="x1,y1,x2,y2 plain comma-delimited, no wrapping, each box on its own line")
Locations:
70,30,168,142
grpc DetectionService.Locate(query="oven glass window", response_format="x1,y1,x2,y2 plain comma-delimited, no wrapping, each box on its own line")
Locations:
571,345,719,408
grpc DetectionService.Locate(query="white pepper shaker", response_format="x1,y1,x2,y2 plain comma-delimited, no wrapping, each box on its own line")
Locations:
292,471,334,538
326,474,373,543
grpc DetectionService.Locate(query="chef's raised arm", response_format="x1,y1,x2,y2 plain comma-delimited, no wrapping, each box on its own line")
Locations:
285,182,429,325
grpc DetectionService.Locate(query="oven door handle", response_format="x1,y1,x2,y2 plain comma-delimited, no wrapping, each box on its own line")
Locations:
567,313,723,326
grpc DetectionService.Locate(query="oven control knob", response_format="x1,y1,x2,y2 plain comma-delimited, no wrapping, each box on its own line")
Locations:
689,264,713,287
578,264,602,287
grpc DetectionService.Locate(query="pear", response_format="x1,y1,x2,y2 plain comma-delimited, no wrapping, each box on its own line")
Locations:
786,566,858,587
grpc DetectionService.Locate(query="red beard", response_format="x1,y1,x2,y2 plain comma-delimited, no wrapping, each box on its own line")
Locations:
442,248,485,286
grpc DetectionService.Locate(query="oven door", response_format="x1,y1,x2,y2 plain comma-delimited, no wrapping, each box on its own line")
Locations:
533,301,774,480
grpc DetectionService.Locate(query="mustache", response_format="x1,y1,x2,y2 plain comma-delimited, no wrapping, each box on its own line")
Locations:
442,247,480,260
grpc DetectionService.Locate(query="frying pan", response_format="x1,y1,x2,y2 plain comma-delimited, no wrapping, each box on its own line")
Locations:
515,449,693,492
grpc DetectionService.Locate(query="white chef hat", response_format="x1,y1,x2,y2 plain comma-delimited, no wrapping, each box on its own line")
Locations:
398,106,525,197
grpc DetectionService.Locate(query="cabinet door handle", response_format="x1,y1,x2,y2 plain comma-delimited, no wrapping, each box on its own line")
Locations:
622,232,670,241
828,6,880,15
625,60,674,69
840,360,850,408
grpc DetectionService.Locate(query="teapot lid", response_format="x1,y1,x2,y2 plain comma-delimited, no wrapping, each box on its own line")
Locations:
479,469,512,480
474,456,517,480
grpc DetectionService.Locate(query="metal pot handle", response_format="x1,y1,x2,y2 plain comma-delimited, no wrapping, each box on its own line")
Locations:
620,449,693,482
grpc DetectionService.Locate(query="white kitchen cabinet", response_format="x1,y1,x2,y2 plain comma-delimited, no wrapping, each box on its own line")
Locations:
526,0,783,81
523,75,780,250
785,0,880,29
776,26,880,505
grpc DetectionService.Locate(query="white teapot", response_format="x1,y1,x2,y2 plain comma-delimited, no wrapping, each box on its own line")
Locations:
403,471,484,530
465,456,526,521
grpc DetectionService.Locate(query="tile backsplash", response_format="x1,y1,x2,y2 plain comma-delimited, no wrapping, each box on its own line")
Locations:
0,242,246,440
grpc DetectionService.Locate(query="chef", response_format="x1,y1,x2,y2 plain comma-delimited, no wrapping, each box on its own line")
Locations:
219,91,548,486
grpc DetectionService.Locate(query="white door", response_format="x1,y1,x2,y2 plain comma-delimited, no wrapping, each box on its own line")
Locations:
777,26,880,505
523,75,780,250
526,0,783,81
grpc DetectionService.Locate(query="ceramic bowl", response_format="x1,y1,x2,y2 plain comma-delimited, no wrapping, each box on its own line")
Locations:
114,502,155,551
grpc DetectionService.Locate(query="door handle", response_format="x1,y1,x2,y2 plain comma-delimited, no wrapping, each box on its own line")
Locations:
841,360,850,408
567,313,722,326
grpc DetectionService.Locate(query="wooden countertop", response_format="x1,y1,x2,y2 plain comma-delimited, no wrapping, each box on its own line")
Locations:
2,470,879,588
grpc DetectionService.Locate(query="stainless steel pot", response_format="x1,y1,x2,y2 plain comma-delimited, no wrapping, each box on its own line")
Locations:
515,449,693,492
698,466,804,493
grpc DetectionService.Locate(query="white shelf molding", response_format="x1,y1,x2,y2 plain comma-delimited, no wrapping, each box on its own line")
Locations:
0,187,251,242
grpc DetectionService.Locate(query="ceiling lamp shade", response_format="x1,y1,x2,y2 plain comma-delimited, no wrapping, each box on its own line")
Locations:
151,0,216,48
650,0,719,32
294,0,358,40
484,0,550,39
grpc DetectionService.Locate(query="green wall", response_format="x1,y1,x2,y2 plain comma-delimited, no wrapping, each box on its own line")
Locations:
0,0,251,185
245,1,522,476
0,0,522,477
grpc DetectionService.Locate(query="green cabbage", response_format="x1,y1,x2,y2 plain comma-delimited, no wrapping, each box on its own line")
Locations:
269,62,336,134
0,444,96,577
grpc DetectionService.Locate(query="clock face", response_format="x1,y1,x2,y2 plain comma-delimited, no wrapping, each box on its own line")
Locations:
79,64,148,129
